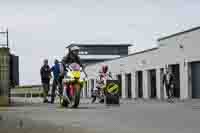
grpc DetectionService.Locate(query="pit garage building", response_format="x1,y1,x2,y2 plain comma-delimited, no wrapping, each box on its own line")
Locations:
83,26,200,100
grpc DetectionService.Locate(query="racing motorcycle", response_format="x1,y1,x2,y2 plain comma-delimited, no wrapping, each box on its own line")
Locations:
61,63,86,108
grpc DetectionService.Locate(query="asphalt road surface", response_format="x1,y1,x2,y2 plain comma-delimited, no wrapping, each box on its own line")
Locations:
1,99,200,133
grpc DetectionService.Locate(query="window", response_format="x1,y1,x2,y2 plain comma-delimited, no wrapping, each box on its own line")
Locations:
79,51,84,55
79,51,88,55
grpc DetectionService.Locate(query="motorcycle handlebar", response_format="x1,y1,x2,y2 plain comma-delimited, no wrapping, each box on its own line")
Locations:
65,65,88,79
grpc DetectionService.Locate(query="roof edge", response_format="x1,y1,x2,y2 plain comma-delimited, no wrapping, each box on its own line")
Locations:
158,26,200,41
86,47,158,67
66,43,133,48
128,47,158,56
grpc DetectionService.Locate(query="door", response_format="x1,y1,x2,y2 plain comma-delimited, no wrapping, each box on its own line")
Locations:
171,64,180,98
91,79,94,91
192,62,200,98
117,75,122,97
150,70,156,98
126,73,132,98
137,71,143,98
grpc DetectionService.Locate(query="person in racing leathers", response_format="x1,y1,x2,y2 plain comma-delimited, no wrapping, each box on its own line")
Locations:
61,46,88,96
62,46,87,76
91,65,112,103
62,46,81,67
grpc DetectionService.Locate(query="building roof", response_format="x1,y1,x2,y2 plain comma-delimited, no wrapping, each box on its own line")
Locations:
66,43,132,48
158,26,200,41
86,47,158,67
79,55,121,60
128,47,158,56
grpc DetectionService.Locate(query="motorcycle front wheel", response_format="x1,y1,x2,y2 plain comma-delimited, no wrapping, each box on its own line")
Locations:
61,84,69,107
61,98,68,107
69,83,81,108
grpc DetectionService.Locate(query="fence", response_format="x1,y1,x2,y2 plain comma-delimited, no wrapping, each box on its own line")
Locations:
0,48,10,106
11,85,44,103
11,81,89,103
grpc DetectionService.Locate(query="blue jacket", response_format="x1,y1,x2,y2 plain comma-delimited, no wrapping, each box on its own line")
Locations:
51,63,60,80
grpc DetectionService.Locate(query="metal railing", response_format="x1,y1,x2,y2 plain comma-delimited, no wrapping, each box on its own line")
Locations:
11,86,44,103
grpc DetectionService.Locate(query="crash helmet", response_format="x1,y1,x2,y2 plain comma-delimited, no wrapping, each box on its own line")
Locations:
101,65,108,73
70,46,80,51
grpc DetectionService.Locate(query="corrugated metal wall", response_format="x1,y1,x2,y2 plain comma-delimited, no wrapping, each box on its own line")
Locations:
0,48,10,106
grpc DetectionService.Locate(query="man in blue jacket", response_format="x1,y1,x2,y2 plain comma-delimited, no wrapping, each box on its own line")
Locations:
50,59,61,104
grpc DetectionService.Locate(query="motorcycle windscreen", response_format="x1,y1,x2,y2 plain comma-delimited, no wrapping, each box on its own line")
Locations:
69,63,81,71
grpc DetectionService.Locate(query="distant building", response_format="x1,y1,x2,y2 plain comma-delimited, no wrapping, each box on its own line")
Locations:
85,26,200,100
66,43,132,65
0,29,19,105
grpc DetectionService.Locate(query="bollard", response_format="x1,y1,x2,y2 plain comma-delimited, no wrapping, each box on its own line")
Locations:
17,119,23,128
30,91,33,103
25,92,27,103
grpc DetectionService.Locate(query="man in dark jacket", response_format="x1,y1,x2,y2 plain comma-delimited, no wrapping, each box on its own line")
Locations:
40,59,51,103
163,68,175,100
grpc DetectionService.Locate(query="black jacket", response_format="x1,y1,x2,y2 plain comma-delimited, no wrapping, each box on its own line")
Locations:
62,52,82,67
163,73,175,85
40,65,51,83
62,52,88,77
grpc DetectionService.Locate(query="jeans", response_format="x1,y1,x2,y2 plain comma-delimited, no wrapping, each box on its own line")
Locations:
51,79,63,103
165,84,174,99
42,83,50,101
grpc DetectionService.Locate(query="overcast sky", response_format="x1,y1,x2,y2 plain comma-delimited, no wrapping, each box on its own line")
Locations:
0,0,200,85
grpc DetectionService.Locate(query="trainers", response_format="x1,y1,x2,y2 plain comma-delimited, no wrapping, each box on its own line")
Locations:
50,100,54,104
99,99,104,103
43,99,48,103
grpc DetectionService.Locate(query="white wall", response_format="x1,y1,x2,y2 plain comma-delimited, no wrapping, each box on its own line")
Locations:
85,28,200,99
